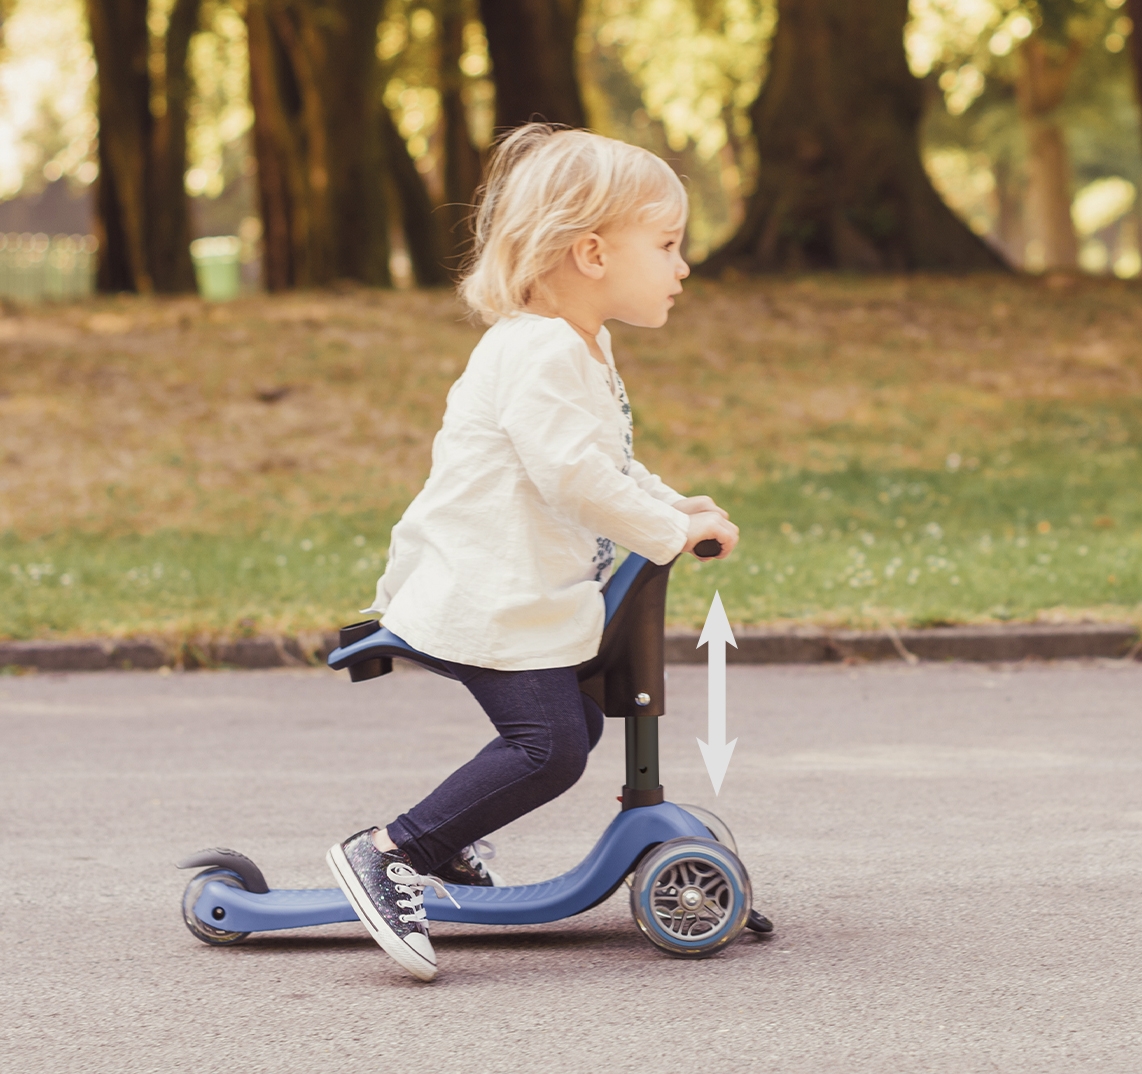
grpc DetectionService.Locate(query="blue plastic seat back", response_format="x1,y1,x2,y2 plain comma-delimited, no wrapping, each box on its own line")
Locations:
328,551,651,677
603,552,649,628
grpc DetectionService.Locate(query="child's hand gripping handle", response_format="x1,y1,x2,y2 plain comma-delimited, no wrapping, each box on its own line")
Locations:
682,506,738,559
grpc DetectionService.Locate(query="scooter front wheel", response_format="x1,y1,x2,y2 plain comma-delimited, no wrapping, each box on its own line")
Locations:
676,803,737,854
630,837,751,958
182,868,251,946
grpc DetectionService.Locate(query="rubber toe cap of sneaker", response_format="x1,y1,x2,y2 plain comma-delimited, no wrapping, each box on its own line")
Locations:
405,931,437,970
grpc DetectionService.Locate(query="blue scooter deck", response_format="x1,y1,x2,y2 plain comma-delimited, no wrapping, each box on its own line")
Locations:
193,803,710,933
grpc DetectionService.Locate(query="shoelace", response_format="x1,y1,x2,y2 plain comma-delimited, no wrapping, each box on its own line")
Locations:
386,861,461,923
462,838,496,877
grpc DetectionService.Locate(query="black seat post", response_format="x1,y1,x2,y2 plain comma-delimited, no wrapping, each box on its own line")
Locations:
624,716,661,807
577,556,676,810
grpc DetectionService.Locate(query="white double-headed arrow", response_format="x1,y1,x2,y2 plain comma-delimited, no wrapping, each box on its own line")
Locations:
696,590,738,795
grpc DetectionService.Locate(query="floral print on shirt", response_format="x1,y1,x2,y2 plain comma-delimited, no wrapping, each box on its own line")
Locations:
592,535,614,581
612,366,634,475
592,359,635,582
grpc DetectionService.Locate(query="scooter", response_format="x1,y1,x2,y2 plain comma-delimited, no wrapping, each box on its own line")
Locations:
178,540,772,958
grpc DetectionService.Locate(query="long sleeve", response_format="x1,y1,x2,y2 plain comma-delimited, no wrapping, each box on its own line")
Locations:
627,458,685,505
499,343,688,565
373,313,690,670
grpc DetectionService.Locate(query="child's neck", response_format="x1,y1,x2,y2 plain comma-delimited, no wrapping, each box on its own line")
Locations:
525,298,607,364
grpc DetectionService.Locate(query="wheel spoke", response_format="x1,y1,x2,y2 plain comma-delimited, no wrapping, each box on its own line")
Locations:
649,857,732,938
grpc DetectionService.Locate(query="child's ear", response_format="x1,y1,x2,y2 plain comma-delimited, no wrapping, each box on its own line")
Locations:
569,233,606,280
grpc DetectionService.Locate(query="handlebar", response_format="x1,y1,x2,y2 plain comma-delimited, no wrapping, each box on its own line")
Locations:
693,538,722,559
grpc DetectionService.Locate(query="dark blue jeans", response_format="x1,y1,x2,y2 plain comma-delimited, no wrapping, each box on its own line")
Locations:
385,663,605,873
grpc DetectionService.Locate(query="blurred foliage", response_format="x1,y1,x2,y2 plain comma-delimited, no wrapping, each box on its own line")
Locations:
580,0,773,259
377,0,493,202
183,0,252,201
0,0,1139,272
1,277,1140,639
0,0,96,199
586,0,772,158
907,0,1141,273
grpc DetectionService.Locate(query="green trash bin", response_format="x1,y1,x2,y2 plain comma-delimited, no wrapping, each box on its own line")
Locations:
190,236,241,301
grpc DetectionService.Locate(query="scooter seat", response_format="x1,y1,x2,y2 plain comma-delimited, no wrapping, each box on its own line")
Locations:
327,551,655,685
327,624,458,680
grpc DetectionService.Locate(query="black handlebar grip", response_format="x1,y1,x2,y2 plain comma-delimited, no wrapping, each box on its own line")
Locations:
693,538,722,558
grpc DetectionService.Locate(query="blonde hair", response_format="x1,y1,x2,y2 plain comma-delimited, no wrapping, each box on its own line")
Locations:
458,124,687,324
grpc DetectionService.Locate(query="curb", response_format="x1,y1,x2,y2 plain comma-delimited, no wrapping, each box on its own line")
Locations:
665,623,1141,664
2,624,1139,673
0,634,332,673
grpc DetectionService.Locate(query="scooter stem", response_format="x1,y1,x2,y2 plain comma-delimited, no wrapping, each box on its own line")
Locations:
623,715,663,809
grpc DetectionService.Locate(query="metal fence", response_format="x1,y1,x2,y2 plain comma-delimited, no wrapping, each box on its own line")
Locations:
0,233,97,302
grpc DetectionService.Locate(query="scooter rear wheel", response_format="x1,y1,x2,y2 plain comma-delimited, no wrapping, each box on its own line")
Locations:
182,868,250,946
630,837,751,957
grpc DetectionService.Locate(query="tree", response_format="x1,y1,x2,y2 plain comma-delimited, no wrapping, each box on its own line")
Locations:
438,0,483,264
1014,31,1083,269
478,0,586,128
381,102,449,285
382,0,485,281
246,0,392,289
1124,0,1142,113
905,0,1127,272
705,0,1004,273
86,0,199,292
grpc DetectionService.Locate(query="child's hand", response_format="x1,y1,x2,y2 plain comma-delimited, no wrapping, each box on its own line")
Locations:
675,495,729,519
683,510,739,559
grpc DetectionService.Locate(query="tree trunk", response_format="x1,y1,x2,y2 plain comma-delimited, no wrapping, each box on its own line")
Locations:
992,156,1025,268
381,106,449,285
439,0,482,265
704,0,1004,273
245,0,391,289
1128,0,1142,110
149,0,199,292
86,0,153,292
324,1,390,284
93,130,136,291
86,0,199,293
478,0,585,129
246,0,297,291
1022,119,1078,270
1014,34,1082,271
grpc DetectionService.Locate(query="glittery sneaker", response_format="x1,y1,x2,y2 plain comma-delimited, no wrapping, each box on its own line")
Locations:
435,839,506,887
326,829,458,981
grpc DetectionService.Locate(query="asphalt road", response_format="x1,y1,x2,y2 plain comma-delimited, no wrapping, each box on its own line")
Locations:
2,661,1141,1073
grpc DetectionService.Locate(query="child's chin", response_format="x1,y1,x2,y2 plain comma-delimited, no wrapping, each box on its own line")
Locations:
618,311,669,329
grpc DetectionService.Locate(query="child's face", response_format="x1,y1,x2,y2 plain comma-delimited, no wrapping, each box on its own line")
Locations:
598,219,690,329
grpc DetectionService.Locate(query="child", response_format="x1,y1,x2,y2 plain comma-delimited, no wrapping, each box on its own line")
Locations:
327,123,739,981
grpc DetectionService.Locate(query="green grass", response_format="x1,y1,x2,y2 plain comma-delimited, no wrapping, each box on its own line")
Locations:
671,459,1141,629
4,452,1139,640
0,514,399,640
2,276,1141,641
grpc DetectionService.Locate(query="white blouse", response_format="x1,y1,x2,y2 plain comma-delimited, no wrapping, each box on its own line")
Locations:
365,313,690,670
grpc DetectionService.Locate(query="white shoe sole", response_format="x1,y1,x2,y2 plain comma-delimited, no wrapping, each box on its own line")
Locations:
326,843,438,982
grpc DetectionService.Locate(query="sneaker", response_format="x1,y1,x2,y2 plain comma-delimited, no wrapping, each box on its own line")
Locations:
326,829,458,982
435,839,506,888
